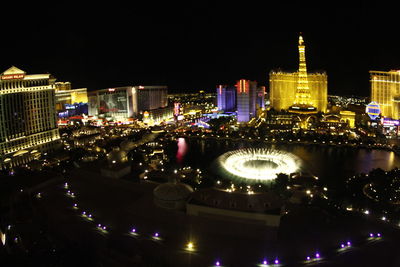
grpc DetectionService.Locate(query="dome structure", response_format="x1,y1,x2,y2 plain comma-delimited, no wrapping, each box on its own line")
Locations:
107,147,128,165
153,181,194,210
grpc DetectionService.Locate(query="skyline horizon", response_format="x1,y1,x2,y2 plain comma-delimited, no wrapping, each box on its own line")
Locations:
0,62,384,97
2,2,400,97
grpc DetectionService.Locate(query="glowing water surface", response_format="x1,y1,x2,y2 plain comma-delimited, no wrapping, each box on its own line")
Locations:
169,138,400,189
218,148,301,182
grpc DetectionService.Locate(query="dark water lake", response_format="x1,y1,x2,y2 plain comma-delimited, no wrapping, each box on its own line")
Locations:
167,137,400,189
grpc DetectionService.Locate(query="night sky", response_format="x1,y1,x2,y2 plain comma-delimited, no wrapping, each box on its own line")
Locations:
2,1,400,96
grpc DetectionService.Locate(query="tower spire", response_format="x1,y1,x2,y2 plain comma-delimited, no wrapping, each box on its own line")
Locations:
294,33,312,106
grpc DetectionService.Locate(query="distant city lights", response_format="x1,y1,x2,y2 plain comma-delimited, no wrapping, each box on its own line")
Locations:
185,241,195,252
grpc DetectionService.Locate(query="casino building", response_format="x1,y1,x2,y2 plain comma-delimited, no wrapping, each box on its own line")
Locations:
55,81,88,117
269,34,328,113
236,79,258,123
88,85,170,124
217,85,236,112
0,66,60,169
370,70,400,120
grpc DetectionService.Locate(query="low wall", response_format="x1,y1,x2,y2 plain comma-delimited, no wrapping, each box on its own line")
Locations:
186,203,280,227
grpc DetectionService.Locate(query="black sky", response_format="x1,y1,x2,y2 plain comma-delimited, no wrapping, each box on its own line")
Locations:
1,1,400,96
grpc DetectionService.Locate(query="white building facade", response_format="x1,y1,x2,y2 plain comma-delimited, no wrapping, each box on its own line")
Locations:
0,66,60,168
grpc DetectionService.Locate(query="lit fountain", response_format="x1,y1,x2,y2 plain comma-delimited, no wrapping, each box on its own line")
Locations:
216,148,301,183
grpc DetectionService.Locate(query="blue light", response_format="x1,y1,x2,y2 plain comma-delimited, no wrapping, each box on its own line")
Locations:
366,102,381,120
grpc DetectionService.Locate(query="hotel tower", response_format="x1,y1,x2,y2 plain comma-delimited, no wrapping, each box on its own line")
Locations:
0,66,60,168
236,79,257,123
370,70,400,120
217,85,236,112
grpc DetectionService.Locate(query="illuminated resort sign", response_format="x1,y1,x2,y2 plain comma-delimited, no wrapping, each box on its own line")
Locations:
65,104,76,110
382,118,400,126
174,102,181,116
236,79,249,94
366,102,381,120
1,74,25,80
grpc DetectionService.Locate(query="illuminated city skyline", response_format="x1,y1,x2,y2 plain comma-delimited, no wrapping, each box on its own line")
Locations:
2,3,400,267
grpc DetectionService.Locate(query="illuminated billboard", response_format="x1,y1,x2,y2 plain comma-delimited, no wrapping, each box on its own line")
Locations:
382,118,399,126
88,95,98,116
366,102,381,120
99,91,127,115
174,102,181,116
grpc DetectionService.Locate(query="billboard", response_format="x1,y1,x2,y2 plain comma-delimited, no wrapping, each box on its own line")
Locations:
382,118,400,126
366,102,380,120
88,95,98,116
99,91,127,115
174,102,181,116
58,103,88,118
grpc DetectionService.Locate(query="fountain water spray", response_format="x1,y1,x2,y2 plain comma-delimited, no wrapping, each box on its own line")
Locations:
217,148,300,183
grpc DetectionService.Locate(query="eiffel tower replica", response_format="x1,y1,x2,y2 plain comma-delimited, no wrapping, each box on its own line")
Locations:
289,33,317,115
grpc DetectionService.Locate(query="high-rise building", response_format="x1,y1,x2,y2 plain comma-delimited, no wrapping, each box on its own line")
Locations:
55,82,88,117
217,85,226,111
0,66,60,168
55,82,88,107
256,86,266,110
88,87,131,120
217,85,236,112
269,34,327,113
370,70,400,119
88,85,168,121
136,86,168,112
236,79,257,122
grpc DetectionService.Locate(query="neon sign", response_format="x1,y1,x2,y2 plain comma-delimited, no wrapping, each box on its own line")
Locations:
1,74,24,80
